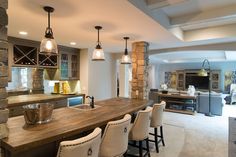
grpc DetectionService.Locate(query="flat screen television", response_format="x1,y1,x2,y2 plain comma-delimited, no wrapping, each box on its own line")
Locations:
185,73,209,90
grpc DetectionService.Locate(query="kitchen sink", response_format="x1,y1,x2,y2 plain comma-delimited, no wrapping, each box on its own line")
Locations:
70,104,100,111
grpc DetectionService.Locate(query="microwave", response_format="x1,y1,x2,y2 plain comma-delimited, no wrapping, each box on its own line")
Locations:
67,96,84,107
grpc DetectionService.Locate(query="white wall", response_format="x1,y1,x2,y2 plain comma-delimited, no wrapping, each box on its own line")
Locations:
80,49,89,97
85,49,117,101
119,64,130,97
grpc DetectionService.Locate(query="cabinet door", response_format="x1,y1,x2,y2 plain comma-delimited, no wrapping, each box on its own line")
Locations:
71,54,78,78
177,71,185,90
60,53,69,79
211,71,220,91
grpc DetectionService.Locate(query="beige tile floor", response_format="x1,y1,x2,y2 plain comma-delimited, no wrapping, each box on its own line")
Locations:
143,105,235,157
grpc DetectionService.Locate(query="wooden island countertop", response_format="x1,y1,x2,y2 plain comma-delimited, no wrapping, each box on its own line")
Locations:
1,97,152,157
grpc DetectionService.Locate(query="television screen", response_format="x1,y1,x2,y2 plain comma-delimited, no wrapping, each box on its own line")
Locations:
185,74,209,89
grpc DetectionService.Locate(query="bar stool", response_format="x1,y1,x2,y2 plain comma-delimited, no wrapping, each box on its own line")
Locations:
128,106,152,157
149,101,166,153
100,114,131,157
57,127,102,157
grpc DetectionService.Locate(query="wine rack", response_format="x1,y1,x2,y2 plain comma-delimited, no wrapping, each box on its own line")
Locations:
38,54,58,68
13,44,37,66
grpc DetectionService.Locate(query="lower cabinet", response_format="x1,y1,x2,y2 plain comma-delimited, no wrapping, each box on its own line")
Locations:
8,99,68,117
52,99,67,109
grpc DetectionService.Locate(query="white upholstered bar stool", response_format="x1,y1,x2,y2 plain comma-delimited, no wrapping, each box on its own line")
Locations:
128,107,152,157
57,127,102,157
99,114,131,157
149,101,166,153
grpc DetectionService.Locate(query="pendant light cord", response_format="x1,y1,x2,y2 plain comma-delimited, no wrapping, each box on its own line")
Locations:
124,37,129,55
97,28,100,44
48,11,51,29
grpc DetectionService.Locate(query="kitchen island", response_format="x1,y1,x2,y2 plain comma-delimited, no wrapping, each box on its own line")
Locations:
7,94,85,117
1,97,152,157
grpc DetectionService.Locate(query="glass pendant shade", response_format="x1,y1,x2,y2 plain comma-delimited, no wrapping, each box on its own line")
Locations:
198,68,208,76
121,37,131,64
40,37,58,55
92,26,105,61
92,45,105,61
121,54,131,64
39,6,58,55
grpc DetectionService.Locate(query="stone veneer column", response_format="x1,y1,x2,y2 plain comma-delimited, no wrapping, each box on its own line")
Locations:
131,41,149,99
0,0,9,152
32,68,44,94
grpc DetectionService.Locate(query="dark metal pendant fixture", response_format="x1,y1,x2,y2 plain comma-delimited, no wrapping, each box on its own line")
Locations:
121,37,131,64
92,26,105,61
40,6,58,55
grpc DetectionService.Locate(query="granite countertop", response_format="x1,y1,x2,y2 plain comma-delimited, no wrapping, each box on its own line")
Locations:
7,93,85,108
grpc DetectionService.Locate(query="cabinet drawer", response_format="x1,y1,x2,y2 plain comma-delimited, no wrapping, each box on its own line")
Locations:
52,99,67,109
8,106,24,117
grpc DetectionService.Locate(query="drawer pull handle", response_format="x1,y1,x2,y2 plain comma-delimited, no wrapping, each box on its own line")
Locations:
234,141,236,144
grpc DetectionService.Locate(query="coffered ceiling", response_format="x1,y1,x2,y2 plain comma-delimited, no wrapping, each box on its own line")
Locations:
129,0,236,63
7,0,236,63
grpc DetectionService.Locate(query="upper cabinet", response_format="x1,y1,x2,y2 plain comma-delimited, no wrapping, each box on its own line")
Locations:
8,37,80,80
38,54,58,68
44,47,80,80
59,50,80,80
12,44,37,67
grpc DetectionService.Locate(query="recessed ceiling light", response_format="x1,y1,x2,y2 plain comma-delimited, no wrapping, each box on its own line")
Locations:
19,31,28,35
70,42,76,45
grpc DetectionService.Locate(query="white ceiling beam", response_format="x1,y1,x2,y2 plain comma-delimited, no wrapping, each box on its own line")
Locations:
128,0,171,28
184,23,236,42
170,5,236,28
149,42,236,55
146,0,188,10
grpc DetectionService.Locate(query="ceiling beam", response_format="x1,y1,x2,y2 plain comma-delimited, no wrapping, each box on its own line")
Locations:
146,0,188,10
171,5,236,29
149,42,236,55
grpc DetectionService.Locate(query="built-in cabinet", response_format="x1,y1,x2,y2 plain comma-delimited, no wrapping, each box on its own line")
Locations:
8,37,80,81
60,52,79,80
176,69,221,91
9,37,59,69
44,48,80,80
13,44,38,66
176,70,185,90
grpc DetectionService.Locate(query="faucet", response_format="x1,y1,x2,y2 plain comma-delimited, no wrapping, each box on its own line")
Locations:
86,96,95,108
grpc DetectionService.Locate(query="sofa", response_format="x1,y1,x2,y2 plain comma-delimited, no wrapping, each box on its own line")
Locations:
197,92,224,116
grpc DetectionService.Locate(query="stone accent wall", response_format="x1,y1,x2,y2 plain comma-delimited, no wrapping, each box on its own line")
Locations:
131,41,149,99
0,1,9,156
32,68,44,94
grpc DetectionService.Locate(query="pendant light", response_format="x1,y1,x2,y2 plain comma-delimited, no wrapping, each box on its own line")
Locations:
40,6,58,55
121,37,131,64
92,26,105,61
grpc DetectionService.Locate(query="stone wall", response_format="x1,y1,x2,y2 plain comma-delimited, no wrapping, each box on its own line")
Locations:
131,41,149,99
0,0,9,156
32,68,44,94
